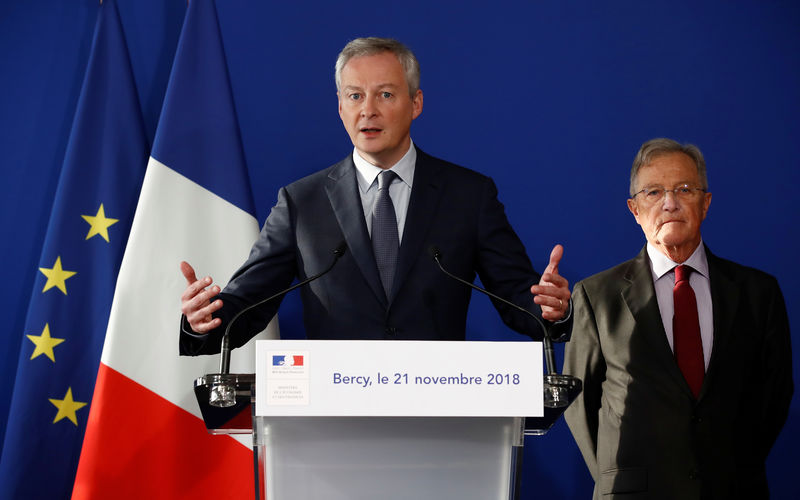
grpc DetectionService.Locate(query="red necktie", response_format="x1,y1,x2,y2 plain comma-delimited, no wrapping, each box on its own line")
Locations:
673,265,704,398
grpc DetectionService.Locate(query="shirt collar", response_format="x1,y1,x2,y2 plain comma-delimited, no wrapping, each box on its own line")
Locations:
353,140,416,193
647,240,709,280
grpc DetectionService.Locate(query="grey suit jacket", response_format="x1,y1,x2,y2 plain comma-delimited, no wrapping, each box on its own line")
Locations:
564,246,792,500
181,148,569,354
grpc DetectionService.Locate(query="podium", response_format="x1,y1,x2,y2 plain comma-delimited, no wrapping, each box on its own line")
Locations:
194,341,580,500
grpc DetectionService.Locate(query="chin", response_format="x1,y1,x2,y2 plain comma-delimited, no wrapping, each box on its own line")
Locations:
660,239,689,250
356,141,385,154
658,227,685,242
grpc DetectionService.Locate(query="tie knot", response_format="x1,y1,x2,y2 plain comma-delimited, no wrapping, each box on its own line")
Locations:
674,264,692,284
378,170,397,190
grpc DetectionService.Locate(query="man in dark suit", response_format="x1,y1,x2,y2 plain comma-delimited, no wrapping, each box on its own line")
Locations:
564,138,793,499
179,37,572,354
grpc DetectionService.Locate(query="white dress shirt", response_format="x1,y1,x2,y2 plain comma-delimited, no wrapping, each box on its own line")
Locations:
647,241,714,370
352,141,415,243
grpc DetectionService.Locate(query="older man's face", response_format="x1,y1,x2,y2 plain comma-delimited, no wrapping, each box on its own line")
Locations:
338,51,423,169
627,152,712,262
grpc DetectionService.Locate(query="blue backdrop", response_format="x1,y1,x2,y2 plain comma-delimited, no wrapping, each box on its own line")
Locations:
1,1,797,498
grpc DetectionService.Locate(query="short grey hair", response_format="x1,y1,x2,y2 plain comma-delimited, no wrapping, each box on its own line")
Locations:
335,37,421,97
629,138,708,196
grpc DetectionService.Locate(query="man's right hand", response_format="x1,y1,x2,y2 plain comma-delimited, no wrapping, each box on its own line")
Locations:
180,261,223,334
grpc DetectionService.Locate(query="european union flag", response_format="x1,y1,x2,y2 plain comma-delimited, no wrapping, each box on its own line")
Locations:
0,1,149,497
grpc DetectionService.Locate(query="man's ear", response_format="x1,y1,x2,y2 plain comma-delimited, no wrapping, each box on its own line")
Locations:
701,191,712,220
411,89,423,119
627,198,640,220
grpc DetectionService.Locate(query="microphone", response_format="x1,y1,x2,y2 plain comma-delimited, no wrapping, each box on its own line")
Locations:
429,246,580,408
210,242,347,407
428,245,558,373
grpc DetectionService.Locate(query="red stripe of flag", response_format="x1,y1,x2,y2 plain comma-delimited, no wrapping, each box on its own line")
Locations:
72,364,254,499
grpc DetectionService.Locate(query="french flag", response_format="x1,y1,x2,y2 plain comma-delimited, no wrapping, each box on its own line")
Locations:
72,1,276,498
273,355,304,366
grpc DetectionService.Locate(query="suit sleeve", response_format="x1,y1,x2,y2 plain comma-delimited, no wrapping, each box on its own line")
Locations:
758,276,793,459
474,177,572,341
179,186,297,355
563,282,604,480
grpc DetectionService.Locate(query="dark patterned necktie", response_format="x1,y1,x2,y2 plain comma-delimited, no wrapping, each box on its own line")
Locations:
372,170,399,298
673,264,704,398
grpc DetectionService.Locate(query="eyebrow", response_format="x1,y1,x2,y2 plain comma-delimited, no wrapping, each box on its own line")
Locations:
342,83,400,92
641,181,696,188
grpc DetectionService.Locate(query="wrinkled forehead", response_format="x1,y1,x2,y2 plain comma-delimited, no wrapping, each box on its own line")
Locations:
637,152,700,185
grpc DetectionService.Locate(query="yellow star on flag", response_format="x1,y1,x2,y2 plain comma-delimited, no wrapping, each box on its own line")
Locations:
39,256,77,295
81,203,119,242
49,387,88,426
26,323,65,363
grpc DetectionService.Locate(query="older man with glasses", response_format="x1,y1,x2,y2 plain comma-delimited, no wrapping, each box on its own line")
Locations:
564,138,793,500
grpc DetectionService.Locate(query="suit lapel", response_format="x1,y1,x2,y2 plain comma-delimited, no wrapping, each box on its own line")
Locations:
390,149,443,303
325,156,387,306
700,247,740,400
622,247,693,397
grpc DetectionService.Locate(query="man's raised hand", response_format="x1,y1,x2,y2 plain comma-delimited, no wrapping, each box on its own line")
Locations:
180,261,223,334
530,244,571,321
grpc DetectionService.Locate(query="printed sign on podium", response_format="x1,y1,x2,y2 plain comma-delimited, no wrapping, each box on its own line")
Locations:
255,339,543,417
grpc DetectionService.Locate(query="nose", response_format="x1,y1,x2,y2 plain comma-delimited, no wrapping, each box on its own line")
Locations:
360,95,377,118
661,190,680,211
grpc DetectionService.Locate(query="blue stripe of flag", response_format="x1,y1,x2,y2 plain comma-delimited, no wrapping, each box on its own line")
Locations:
151,0,256,217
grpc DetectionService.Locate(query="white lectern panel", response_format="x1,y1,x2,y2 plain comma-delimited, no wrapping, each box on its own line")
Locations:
255,416,522,500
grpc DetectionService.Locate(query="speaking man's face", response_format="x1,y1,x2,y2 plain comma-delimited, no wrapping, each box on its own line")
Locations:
338,51,423,169
627,152,712,262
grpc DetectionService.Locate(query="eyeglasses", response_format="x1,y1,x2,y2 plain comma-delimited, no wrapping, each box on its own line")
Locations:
631,184,707,204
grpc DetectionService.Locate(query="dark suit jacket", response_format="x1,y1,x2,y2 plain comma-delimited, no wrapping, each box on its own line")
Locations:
181,148,568,354
564,246,792,500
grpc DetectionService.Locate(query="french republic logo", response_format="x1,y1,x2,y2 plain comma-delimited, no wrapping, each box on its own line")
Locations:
272,355,304,367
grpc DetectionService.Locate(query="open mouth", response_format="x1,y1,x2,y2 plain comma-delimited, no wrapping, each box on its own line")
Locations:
360,127,382,134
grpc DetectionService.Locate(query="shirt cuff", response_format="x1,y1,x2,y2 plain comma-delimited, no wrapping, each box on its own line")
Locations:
551,297,573,325
180,314,207,339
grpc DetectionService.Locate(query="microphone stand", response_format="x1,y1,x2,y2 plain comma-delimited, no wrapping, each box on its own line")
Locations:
208,243,347,407
430,247,580,408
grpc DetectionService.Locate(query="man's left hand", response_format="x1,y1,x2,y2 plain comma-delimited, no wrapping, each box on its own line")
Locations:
530,244,570,321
